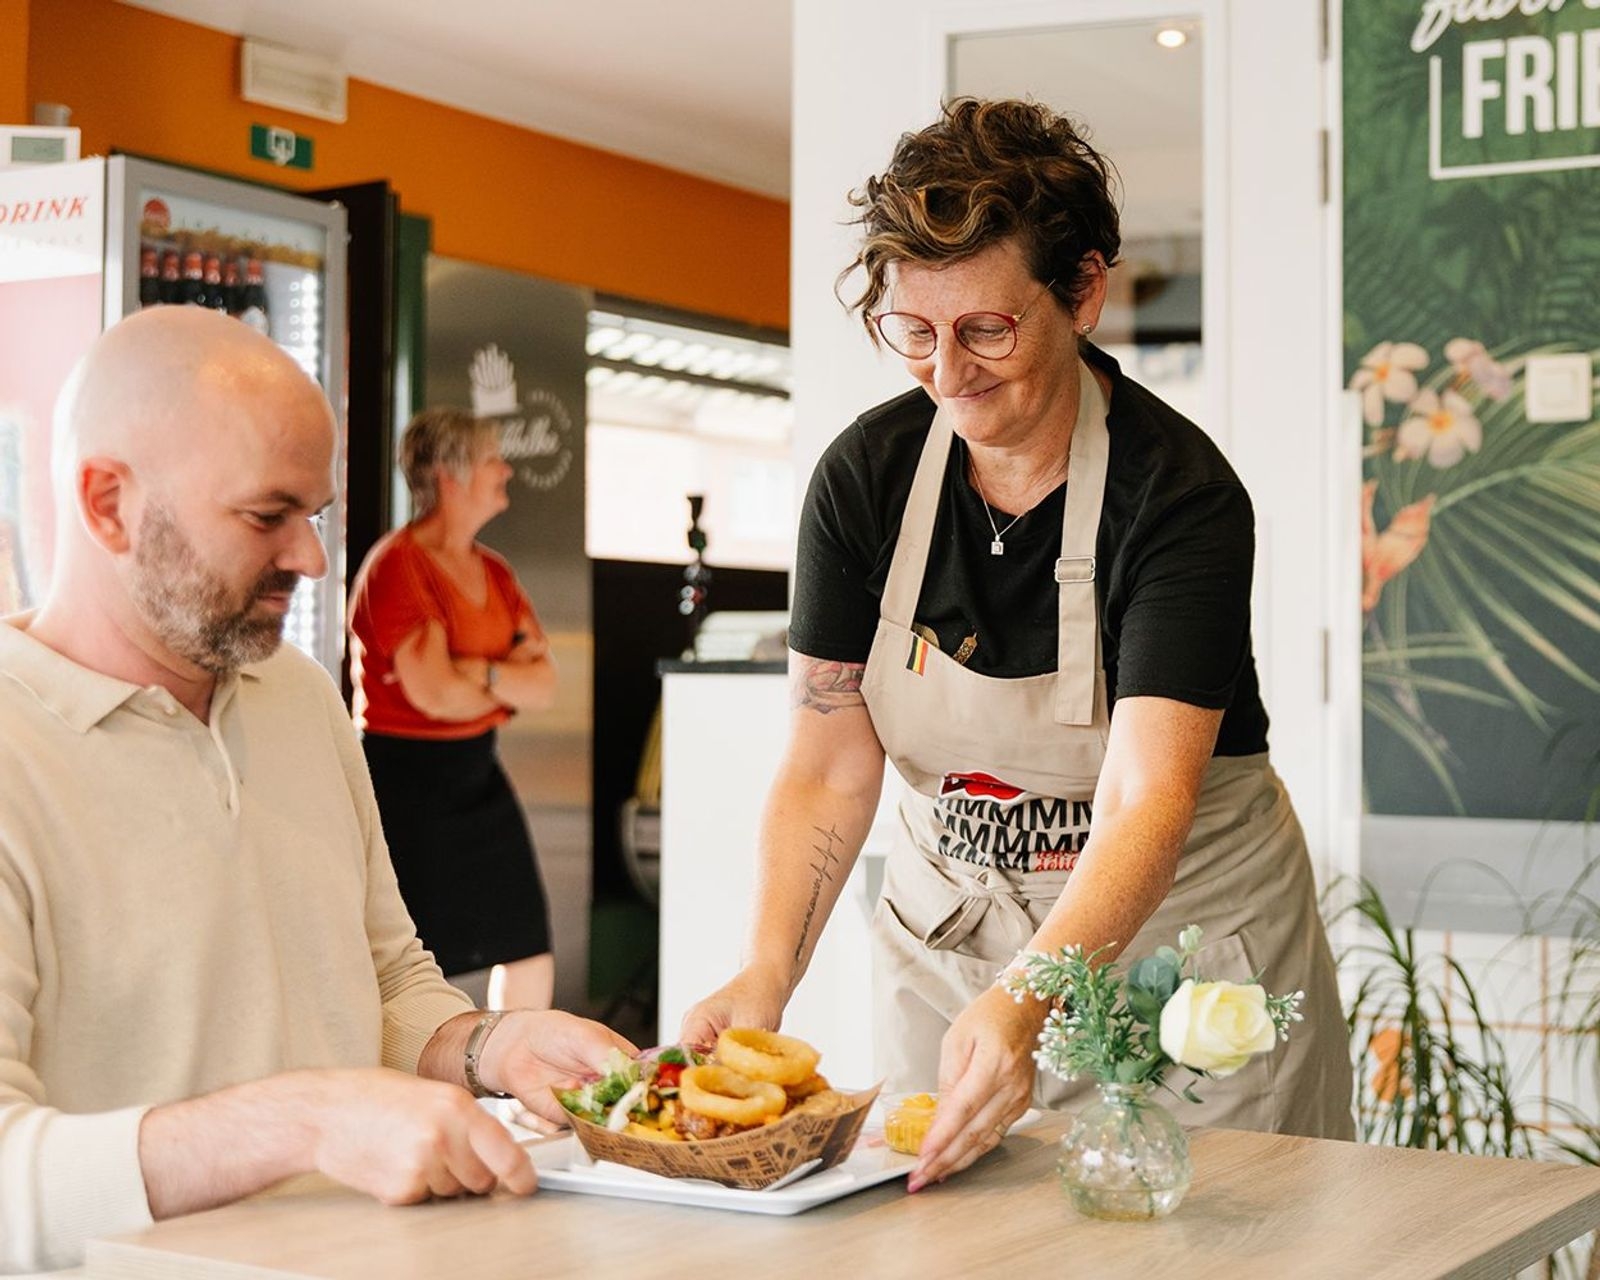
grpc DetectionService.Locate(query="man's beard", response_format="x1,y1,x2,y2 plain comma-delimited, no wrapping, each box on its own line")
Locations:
131,502,300,675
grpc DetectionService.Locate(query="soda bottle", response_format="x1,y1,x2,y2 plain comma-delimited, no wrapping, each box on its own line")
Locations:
202,255,228,312
159,251,181,305
222,259,242,316
239,258,270,335
179,251,205,306
138,246,161,308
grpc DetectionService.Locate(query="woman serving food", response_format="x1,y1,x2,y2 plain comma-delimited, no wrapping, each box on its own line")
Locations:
681,98,1354,1193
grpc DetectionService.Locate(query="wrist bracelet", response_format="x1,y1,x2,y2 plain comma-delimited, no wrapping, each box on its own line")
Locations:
464,1009,511,1099
484,661,499,691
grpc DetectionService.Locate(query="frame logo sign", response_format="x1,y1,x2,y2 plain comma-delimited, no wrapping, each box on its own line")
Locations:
1415,0,1600,179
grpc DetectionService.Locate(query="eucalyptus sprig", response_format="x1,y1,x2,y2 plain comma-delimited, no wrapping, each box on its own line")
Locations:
1003,925,1302,1103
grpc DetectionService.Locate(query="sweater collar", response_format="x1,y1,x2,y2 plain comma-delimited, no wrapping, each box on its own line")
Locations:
0,612,260,733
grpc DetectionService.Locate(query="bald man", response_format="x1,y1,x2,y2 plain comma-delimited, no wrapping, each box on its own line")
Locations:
0,308,633,1273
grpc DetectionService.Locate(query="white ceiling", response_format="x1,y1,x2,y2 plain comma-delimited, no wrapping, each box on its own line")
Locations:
951,20,1204,239
117,0,796,197
117,2,1203,230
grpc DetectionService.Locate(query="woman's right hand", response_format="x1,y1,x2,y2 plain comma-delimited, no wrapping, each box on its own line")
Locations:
678,966,789,1047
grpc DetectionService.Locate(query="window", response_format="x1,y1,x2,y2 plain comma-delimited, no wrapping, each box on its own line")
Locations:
586,307,793,570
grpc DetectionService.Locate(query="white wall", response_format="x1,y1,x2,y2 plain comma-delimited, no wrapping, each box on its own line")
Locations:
658,673,879,1086
791,0,1341,881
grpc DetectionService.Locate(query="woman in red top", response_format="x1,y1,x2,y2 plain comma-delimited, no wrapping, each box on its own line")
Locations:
349,407,555,1009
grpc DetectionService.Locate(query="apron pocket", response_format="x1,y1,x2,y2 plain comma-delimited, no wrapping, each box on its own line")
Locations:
1188,928,1280,1132
1196,930,1256,983
878,877,1025,968
875,891,926,947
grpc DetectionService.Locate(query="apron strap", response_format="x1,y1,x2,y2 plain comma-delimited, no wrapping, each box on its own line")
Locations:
879,407,954,629
1054,363,1110,726
878,360,1111,728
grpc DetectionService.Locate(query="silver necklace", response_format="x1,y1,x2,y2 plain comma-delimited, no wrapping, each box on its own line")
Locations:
968,450,1027,556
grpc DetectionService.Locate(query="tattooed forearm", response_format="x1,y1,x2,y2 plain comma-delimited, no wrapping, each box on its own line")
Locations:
794,823,844,968
790,657,866,714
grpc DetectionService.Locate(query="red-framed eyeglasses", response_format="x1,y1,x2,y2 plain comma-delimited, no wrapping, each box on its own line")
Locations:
872,278,1058,360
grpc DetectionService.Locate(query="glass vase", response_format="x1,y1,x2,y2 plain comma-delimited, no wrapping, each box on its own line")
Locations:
1058,1081,1192,1220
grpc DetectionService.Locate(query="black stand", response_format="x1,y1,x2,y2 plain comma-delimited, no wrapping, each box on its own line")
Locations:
679,493,712,658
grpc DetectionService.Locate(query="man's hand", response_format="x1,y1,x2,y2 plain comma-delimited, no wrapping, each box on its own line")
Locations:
304,1069,536,1202
138,1066,537,1221
476,1010,639,1126
906,985,1045,1193
677,965,789,1049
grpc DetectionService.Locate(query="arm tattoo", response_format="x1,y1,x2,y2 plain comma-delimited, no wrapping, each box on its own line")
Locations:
790,658,866,714
794,823,844,968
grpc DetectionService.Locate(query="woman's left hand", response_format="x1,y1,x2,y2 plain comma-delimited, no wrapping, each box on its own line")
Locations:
907,983,1044,1192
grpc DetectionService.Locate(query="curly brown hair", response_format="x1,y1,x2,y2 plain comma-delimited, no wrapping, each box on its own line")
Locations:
837,98,1122,342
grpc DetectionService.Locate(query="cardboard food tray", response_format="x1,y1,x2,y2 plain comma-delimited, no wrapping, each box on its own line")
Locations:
563,1085,880,1190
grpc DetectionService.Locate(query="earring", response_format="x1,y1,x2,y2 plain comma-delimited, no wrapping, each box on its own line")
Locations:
1081,322,1094,335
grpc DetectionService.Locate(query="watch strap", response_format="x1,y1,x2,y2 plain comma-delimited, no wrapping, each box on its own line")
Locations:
464,1009,511,1099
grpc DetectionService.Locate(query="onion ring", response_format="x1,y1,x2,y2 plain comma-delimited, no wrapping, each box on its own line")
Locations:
715,1028,821,1086
785,1071,831,1101
791,1088,847,1116
678,1065,787,1127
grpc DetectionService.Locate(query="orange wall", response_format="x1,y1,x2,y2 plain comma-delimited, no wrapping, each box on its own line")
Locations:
1,0,28,124
26,0,789,331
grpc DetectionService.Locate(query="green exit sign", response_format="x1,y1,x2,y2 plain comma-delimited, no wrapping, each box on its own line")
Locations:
249,124,314,171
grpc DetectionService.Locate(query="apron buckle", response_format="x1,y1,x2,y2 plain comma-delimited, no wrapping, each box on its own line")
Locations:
1054,556,1096,584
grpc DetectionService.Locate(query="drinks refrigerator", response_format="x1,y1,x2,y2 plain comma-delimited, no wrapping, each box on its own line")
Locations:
0,154,348,677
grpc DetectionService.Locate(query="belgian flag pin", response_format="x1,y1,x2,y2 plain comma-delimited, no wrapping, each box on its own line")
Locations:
906,633,929,675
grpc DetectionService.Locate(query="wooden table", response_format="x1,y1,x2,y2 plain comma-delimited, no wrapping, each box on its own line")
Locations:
87,1117,1600,1280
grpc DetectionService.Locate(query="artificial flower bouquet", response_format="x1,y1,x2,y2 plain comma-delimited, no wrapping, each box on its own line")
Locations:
1004,926,1304,1219
1003,925,1304,1099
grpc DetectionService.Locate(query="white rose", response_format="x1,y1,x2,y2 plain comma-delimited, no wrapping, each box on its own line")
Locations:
1158,979,1277,1076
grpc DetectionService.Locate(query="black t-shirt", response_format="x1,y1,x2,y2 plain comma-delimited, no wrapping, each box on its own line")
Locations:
787,347,1270,757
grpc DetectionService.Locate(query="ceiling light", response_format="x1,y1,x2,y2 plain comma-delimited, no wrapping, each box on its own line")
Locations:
1155,27,1188,49
609,332,654,360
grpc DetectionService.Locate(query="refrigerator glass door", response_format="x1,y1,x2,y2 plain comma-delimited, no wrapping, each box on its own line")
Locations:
106,157,348,679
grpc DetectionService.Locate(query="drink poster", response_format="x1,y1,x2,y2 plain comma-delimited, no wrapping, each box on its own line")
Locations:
0,157,105,613
1345,1,1600,835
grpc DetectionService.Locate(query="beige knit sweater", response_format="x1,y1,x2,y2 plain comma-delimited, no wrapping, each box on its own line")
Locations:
0,619,473,1272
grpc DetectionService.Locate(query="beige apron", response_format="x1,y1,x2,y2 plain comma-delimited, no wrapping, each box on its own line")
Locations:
860,364,1353,1140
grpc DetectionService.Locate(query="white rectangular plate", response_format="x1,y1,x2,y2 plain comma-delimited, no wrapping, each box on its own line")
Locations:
521,1107,1039,1216
525,1132,912,1216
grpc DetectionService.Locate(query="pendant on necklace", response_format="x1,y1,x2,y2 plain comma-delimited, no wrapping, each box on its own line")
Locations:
991,539,1005,556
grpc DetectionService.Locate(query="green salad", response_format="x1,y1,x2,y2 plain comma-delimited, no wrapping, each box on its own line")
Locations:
557,1045,703,1130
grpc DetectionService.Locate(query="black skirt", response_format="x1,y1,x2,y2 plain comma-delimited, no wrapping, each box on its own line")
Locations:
363,729,552,976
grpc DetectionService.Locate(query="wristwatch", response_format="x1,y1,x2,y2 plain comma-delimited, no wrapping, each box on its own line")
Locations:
464,1009,511,1099
484,661,499,691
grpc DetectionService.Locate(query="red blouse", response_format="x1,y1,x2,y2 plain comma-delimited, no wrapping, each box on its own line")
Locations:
349,526,534,740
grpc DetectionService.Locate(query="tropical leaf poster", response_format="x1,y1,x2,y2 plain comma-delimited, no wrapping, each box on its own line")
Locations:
1345,1,1600,821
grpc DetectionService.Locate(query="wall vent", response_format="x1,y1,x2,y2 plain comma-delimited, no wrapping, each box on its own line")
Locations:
240,39,348,124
